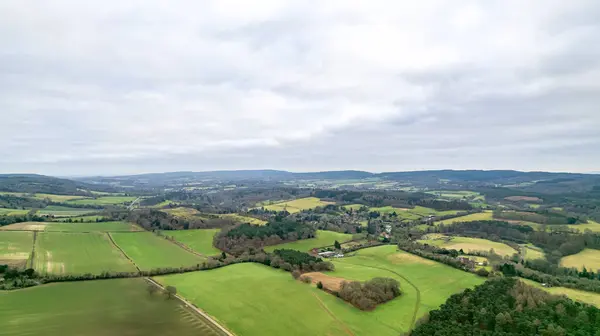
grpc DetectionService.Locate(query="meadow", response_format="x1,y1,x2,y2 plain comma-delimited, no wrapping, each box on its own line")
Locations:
43,221,142,232
520,278,600,307
520,244,545,261
67,196,137,206
37,205,96,217
167,229,221,256
418,234,517,256
32,193,87,202
262,197,335,213
569,220,600,233
53,215,105,222
0,231,33,267
111,232,205,271
0,222,48,231
162,207,202,218
434,211,493,225
220,213,267,225
35,232,137,274
0,208,30,216
0,278,222,336
264,230,354,253
560,249,600,271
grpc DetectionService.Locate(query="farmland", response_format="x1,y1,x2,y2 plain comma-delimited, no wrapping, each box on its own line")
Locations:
264,230,353,253
520,244,545,261
220,213,267,225
0,208,30,216
418,234,517,256
43,221,142,232
67,196,137,206
35,232,137,274
262,197,335,213
53,215,105,222
560,249,600,271
0,231,33,267
0,222,48,231
167,229,221,255
162,207,202,218
37,205,96,217
520,278,600,307
111,232,205,271
0,278,221,336
434,211,493,225
32,193,88,202
569,220,600,233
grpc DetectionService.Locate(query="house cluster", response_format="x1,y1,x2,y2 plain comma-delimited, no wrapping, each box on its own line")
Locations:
380,224,393,239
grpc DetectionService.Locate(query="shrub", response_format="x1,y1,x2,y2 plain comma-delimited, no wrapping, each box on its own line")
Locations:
317,281,324,289
291,270,301,279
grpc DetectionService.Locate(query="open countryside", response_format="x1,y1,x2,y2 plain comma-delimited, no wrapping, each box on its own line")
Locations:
418,234,517,257
560,249,600,271
168,229,222,256
0,231,33,267
262,197,335,213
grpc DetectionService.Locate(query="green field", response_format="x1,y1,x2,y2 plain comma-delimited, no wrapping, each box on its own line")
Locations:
520,278,600,307
409,206,461,217
0,231,33,267
167,229,221,256
35,232,137,275
418,234,517,256
569,220,600,233
434,211,493,225
0,208,30,216
262,197,335,213
560,249,600,271
111,232,205,271
158,246,484,336
37,205,96,217
32,193,88,202
342,204,366,210
162,207,202,218
264,230,353,253
43,221,142,232
426,190,482,200
0,278,222,336
67,196,137,206
53,215,105,222
520,244,545,261
220,213,267,225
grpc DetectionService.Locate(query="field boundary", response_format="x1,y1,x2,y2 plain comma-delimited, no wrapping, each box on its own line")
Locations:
106,232,141,272
28,231,38,269
146,277,234,336
311,292,355,336
159,234,208,258
336,259,421,330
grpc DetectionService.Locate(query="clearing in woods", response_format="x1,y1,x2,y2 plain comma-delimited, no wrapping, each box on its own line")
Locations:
53,215,105,222
418,234,518,257
34,232,137,275
263,230,354,253
219,213,268,225
520,278,600,307
43,221,142,232
520,244,545,261
560,248,600,271
0,231,33,267
167,229,222,256
66,196,137,206
37,206,97,217
262,197,335,213
110,232,205,271
434,211,493,225
0,278,225,336
569,220,600,233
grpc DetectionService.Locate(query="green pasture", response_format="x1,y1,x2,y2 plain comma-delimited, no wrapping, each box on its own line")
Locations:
67,196,137,206
0,278,219,336
34,232,137,275
418,234,517,256
264,230,353,253
569,220,600,233
32,193,88,202
520,278,600,308
167,229,221,256
0,208,30,216
0,231,33,267
220,213,267,225
37,205,96,217
520,244,545,261
560,249,600,271
43,221,142,232
111,232,205,271
53,215,105,222
341,204,366,211
262,197,335,213
434,211,493,225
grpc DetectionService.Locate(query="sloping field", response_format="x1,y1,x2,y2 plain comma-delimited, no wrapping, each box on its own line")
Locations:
0,222,48,231
434,211,493,225
220,213,267,225
0,231,32,267
560,249,600,271
520,278,600,307
111,232,205,271
520,244,545,261
418,234,517,256
569,220,600,233
44,221,142,232
342,204,365,210
168,229,221,256
263,197,335,213
53,215,105,222
162,207,202,219
0,208,30,216
32,193,88,202
35,232,137,274
409,206,461,217
67,196,137,206
0,278,222,336
37,206,96,217
264,230,353,253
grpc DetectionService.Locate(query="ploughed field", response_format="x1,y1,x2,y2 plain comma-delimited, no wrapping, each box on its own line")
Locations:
0,278,224,336
157,245,484,336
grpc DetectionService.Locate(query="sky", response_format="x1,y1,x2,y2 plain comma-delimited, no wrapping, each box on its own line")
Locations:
1,1,599,176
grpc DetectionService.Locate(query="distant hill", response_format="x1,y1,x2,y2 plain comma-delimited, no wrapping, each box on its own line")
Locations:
0,174,115,195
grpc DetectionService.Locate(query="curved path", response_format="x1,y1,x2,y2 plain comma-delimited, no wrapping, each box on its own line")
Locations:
336,259,422,330
311,292,355,336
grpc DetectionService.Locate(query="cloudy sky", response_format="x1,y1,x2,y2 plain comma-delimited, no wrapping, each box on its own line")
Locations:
1,1,599,176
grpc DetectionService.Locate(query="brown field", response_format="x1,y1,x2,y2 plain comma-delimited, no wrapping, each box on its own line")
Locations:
504,196,542,202
300,272,349,292
0,222,47,231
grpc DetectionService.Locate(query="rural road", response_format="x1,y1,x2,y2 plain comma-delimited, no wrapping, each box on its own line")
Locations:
336,259,422,330
145,277,235,336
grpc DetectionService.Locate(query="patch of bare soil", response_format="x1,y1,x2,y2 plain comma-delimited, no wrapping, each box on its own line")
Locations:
300,272,349,292
0,222,47,231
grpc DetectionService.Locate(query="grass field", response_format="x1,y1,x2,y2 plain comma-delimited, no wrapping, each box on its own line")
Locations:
418,234,517,256
520,278,600,307
43,221,142,232
264,230,354,253
37,205,96,217
53,215,105,222
569,220,600,233
111,232,205,271
0,208,31,216
162,207,202,218
220,213,267,225
434,211,493,225
0,222,48,231
262,197,335,213
67,196,137,206
560,249,600,271
0,278,221,336
32,193,88,202
167,229,221,256
157,247,484,336
35,232,137,274
520,244,545,261
409,206,461,217
0,231,32,267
